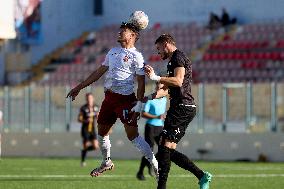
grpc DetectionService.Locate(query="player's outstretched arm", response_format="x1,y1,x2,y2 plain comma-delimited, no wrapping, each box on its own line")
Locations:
159,67,185,87
66,65,108,101
136,75,145,101
129,75,145,123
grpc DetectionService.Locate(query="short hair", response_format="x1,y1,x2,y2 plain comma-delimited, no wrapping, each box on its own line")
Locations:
120,22,140,34
155,34,176,45
120,22,140,41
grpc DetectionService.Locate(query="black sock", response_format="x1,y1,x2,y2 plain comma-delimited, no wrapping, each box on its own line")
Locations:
170,149,204,180
81,149,87,162
138,156,149,174
86,146,95,151
157,146,171,189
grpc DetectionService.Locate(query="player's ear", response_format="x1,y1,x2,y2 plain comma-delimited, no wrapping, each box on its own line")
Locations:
132,32,139,41
164,42,168,48
132,32,137,38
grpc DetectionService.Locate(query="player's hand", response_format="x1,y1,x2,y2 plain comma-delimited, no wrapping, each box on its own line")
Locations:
130,101,143,113
66,87,81,101
144,65,161,81
144,65,154,78
142,93,155,103
159,114,166,120
142,96,148,103
129,112,141,124
129,101,143,123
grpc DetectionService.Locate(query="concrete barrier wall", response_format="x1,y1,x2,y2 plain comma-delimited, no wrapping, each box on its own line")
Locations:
1,133,283,162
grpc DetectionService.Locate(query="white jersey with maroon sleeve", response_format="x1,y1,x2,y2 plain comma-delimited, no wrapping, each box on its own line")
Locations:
102,47,145,95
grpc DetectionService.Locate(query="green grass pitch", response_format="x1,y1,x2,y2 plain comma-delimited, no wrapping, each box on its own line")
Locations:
0,158,283,189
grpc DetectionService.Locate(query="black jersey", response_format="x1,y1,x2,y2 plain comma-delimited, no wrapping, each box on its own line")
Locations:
167,49,195,105
78,104,99,133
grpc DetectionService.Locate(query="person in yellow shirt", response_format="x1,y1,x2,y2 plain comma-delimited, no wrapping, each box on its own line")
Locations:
78,93,99,166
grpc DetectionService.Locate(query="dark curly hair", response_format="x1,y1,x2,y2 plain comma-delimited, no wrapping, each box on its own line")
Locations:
155,34,176,45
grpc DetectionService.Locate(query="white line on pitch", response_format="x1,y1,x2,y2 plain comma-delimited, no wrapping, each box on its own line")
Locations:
0,174,284,178
217,167,284,171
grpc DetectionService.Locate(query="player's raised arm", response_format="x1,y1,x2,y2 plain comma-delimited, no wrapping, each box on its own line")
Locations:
130,52,146,121
66,64,108,101
136,75,145,101
144,64,185,87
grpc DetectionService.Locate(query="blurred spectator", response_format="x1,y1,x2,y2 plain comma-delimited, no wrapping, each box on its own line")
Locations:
221,8,237,27
153,23,161,30
84,32,96,46
207,12,221,30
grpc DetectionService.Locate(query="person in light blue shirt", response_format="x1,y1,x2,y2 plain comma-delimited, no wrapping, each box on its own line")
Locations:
136,82,167,180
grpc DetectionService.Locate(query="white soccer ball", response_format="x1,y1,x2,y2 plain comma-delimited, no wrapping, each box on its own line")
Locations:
128,11,149,30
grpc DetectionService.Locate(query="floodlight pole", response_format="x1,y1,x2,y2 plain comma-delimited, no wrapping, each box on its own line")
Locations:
44,86,51,132
222,84,228,132
3,86,10,132
246,82,253,131
24,86,31,133
198,83,205,133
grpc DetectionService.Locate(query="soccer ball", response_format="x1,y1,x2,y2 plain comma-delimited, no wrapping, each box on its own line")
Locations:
128,11,149,30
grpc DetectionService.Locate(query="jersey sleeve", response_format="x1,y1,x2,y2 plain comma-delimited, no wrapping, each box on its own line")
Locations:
134,52,145,75
101,50,110,66
143,100,151,113
172,53,186,69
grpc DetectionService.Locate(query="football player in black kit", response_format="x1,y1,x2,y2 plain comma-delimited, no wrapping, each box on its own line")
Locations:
144,34,212,189
78,93,99,166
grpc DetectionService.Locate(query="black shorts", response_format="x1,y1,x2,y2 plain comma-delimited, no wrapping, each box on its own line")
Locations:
81,129,97,143
161,104,196,143
144,124,163,149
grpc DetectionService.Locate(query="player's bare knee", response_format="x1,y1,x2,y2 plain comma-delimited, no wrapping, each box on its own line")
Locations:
159,137,176,149
93,144,98,150
126,130,139,140
124,124,138,140
126,132,139,141
165,142,176,149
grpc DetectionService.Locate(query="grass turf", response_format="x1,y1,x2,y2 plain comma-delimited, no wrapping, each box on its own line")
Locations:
0,158,283,189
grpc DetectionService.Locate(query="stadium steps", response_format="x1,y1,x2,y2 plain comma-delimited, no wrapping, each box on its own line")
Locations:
19,32,90,86
191,25,237,62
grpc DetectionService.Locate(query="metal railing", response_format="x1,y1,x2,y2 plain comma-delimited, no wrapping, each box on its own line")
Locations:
0,82,283,133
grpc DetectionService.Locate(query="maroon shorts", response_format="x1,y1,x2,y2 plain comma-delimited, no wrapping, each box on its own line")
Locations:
97,91,138,127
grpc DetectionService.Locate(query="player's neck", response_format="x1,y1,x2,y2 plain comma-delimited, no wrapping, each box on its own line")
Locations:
120,42,135,49
168,46,177,59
